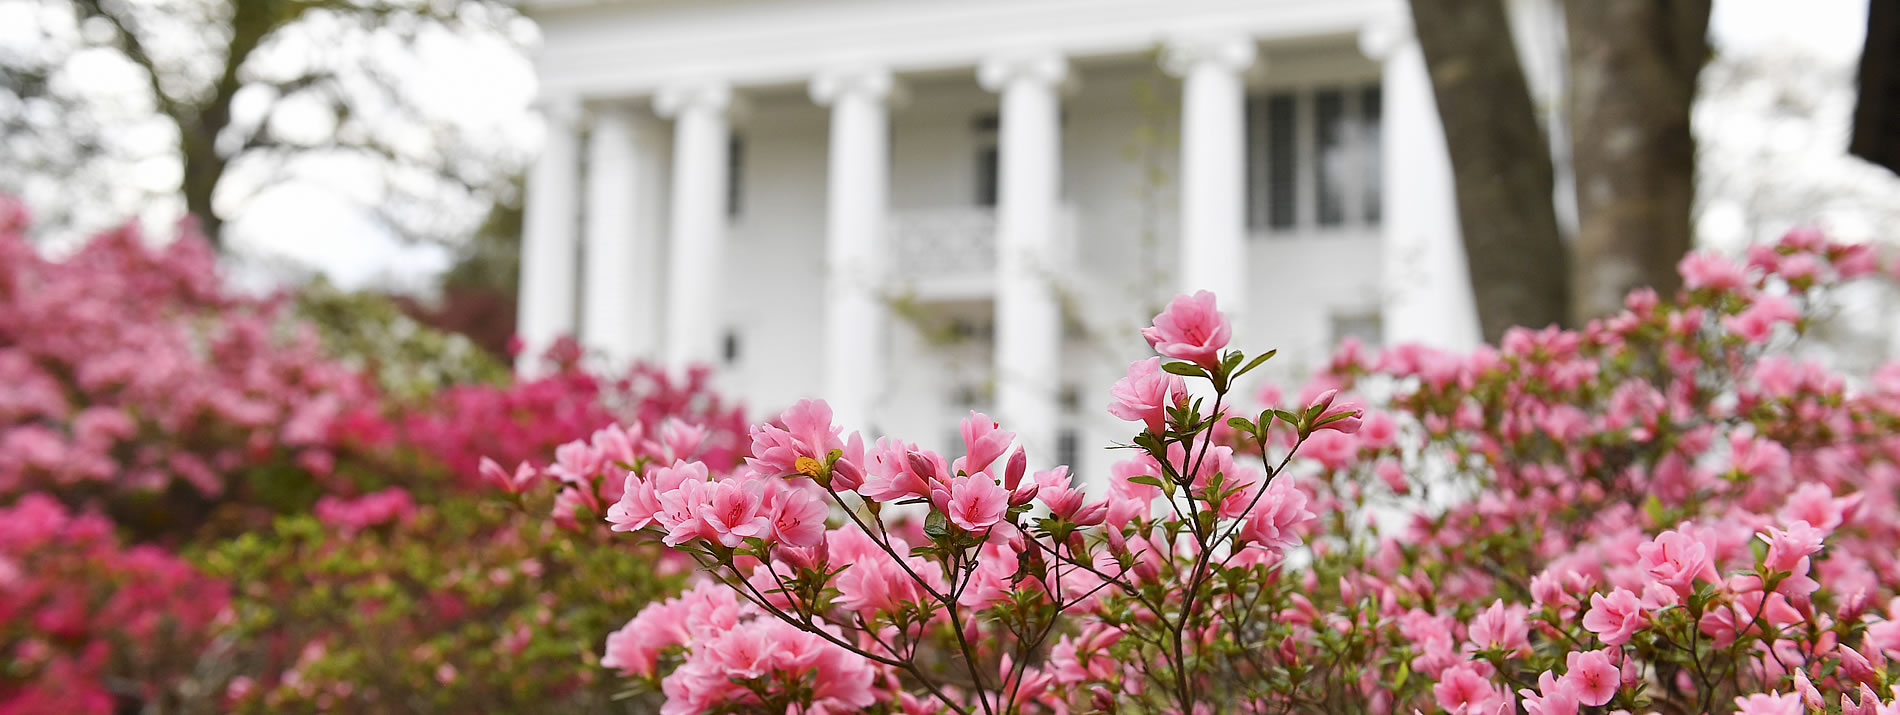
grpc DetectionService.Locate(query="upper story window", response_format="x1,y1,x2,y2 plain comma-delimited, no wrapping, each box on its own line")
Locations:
1245,83,1382,234
728,135,744,219
974,114,1000,207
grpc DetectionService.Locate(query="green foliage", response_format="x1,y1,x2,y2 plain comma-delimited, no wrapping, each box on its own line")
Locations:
193,493,685,713
292,279,509,401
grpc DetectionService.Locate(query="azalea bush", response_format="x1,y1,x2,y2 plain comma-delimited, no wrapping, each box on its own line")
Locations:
0,200,393,536
0,494,228,714
549,228,1900,714
0,197,743,712
192,492,687,713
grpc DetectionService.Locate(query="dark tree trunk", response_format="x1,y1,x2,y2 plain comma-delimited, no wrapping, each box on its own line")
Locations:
1408,0,1572,341
1565,0,1710,323
181,125,226,247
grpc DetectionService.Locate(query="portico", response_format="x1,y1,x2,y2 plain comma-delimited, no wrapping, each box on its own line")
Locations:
517,0,1479,469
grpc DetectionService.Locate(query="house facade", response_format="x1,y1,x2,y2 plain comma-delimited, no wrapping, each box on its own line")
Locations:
516,0,1565,474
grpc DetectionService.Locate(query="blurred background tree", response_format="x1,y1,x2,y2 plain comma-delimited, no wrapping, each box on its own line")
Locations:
1410,0,1713,338
0,0,533,249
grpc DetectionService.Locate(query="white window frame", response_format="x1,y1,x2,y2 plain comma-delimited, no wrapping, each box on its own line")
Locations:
1245,80,1384,237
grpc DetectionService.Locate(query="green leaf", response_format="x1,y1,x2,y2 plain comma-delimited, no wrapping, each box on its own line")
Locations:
1161,361,1206,378
923,510,950,540
1127,475,1166,489
1233,349,1277,379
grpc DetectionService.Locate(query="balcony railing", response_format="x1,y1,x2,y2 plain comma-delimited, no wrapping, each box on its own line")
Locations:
890,207,997,284
887,206,1075,299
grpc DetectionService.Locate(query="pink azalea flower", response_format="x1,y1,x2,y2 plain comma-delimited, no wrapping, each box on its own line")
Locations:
768,487,829,548
1141,290,1232,370
946,476,1008,532
608,459,707,533
1519,670,1581,715
1637,528,1719,598
1238,480,1315,553
1679,252,1749,292
953,411,1015,475
1108,357,1186,434
1758,521,1826,573
1433,662,1504,715
1731,691,1801,715
1562,649,1619,707
746,399,843,479
698,480,772,548
1582,588,1647,646
1467,599,1530,657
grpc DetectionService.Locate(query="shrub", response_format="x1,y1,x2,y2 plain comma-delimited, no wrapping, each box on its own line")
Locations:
560,229,1900,714
193,493,686,713
0,202,392,535
0,494,228,714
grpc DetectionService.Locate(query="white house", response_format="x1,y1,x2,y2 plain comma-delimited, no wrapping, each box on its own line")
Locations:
515,0,1565,473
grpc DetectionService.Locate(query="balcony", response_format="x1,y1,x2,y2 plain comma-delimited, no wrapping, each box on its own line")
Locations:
887,206,1075,301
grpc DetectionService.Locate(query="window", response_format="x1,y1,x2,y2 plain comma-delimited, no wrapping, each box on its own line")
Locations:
1330,311,1384,349
1360,86,1383,224
728,136,744,218
1057,385,1081,413
951,384,984,409
975,147,999,207
974,114,1000,208
722,330,741,364
949,317,993,342
1056,428,1080,475
1246,83,1382,233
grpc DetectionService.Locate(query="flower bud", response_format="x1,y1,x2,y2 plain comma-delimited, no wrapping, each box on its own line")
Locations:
1004,448,1027,490
1072,500,1108,526
777,543,828,572
478,457,515,494
831,458,865,491
1009,481,1039,507
1312,388,1339,412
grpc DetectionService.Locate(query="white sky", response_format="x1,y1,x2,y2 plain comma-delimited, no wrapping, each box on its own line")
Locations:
1710,0,1866,62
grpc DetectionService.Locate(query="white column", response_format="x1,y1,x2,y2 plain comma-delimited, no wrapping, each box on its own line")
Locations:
581,105,665,367
516,97,583,374
812,68,898,435
1164,36,1256,314
654,82,733,369
979,53,1068,465
1360,21,1481,350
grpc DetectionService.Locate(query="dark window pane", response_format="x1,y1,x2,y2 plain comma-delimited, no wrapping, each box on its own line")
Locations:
1266,93,1297,230
728,136,743,218
1056,429,1080,473
976,145,999,207
1362,85,1383,224
1315,89,1346,226
1245,96,1266,229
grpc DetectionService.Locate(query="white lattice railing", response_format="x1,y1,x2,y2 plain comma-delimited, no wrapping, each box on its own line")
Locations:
889,207,998,282
888,206,1076,289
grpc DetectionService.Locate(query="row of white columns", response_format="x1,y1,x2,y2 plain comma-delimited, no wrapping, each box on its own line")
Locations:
515,32,1446,457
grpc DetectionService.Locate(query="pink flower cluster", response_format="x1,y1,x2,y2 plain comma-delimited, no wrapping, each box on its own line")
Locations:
0,210,382,500
552,227,1900,714
602,582,878,714
0,494,228,714
1278,229,1900,713
415,359,747,492
561,289,1344,715
312,487,417,532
